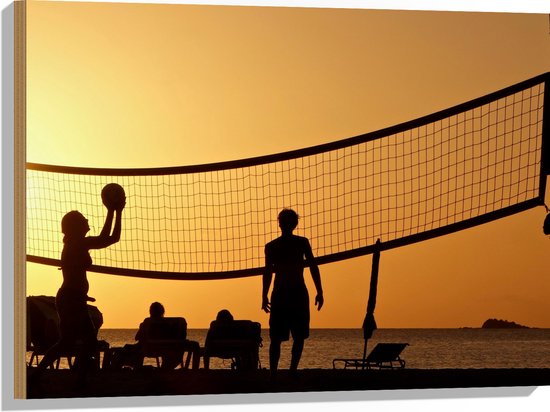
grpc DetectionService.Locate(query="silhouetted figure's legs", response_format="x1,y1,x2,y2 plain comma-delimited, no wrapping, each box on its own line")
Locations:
72,319,99,386
269,339,282,379
29,337,74,387
31,293,98,388
290,338,304,372
36,340,66,372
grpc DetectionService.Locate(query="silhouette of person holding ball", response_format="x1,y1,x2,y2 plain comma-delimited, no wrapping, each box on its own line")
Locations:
32,187,125,387
262,208,323,380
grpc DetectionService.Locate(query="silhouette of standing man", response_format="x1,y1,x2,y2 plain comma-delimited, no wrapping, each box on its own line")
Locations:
262,208,323,379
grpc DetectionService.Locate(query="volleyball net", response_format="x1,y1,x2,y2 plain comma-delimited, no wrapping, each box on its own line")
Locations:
27,73,549,280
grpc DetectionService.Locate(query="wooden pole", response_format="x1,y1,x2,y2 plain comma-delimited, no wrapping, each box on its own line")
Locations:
362,239,381,368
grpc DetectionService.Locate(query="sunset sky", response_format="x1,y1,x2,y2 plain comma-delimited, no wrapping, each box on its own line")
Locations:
25,0,550,329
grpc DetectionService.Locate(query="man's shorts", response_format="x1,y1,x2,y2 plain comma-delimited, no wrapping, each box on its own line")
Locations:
269,288,310,341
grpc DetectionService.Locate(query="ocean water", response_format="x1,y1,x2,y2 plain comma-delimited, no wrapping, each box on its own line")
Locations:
28,328,550,370
91,328,550,370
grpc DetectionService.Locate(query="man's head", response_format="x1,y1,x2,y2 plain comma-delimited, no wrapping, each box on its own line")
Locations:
216,309,234,322
278,208,299,233
149,302,165,318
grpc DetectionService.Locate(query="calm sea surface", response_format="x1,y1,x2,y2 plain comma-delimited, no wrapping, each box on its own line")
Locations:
29,329,550,370
84,328,550,370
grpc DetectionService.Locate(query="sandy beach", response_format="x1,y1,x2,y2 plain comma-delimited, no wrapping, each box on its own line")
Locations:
26,367,550,399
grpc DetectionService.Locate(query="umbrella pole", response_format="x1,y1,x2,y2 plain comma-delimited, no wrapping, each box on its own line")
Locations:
362,339,368,370
362,239,381,370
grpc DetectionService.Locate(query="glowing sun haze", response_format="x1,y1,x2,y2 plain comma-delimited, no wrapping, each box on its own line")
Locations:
26,0,550,329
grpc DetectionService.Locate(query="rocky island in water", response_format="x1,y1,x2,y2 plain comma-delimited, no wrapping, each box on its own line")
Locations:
481,318,530,329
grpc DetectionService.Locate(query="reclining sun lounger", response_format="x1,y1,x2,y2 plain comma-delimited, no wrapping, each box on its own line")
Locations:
27,295,110,369
137,316,201,370
333,342,409,370
204,319,262,370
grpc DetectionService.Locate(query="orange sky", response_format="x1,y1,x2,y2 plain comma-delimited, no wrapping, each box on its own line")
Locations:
25,0,550,329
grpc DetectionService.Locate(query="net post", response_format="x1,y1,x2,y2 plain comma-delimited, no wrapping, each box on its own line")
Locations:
14,0,27,399
539,75,550,203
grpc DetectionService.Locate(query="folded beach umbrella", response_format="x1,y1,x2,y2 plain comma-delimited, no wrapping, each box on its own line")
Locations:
362,239,381,362
362,312,377,341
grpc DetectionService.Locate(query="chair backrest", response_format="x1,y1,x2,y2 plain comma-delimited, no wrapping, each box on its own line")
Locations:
138,317,188,342
27,295,103,350
365,343,408,362
205,320,261,346
205,319,262,370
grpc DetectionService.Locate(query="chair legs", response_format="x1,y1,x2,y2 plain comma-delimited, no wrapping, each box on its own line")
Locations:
29,352,65,369
30,344,109,370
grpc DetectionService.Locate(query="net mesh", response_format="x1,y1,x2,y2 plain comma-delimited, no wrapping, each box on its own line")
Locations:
26,75,548,279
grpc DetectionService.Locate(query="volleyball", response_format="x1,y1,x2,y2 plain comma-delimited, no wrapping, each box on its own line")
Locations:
101,183,126,210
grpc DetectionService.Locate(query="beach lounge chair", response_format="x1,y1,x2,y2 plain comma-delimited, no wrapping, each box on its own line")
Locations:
26,295,110,369
332,343,409,370
136,316,201,369
204,319,262,370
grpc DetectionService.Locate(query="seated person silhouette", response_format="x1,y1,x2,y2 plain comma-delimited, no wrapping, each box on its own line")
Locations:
113,302,200,370
203,309,234,369
204,309,262,370
135,301,166,342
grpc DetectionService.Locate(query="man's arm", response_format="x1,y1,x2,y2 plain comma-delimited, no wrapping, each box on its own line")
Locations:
262,246,273,313
304,239,323,310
